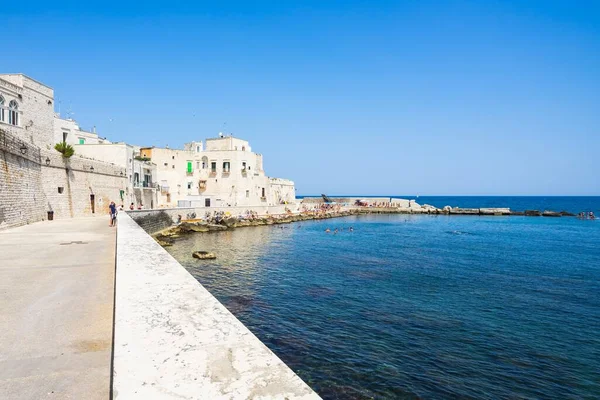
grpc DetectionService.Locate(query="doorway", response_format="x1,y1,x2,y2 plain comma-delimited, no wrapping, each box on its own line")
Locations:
90,194,95,214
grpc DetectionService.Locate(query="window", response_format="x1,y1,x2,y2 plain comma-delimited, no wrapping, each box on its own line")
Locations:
242,162,247,172
79,138,85,144
242,146,246,151
196,146,200,152
164,162,168,166
0,95,4,122
187,182,192,189
172,155,175,159
202,156,208,169
261,188,266,198
196,161,200,169
210,162,217,173
199,180,207,189
8,100,19,126
187,161,193,174
58,187,64,194
246,190,250,198
172,165,175,169
223,161,230,173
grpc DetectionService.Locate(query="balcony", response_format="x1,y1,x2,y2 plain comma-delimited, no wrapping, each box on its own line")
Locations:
241,168,247,175
210,170,217,176
199,180,207,190
222,169,230,175
134,181,157,189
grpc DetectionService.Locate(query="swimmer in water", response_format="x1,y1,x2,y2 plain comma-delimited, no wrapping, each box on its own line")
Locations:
349,227,354,232
325,228,331,233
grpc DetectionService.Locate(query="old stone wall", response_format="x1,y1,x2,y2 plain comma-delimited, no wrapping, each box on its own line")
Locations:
41,149,128,219
0,130,46,229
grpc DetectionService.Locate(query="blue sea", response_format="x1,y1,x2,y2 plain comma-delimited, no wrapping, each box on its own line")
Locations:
166,197,600,399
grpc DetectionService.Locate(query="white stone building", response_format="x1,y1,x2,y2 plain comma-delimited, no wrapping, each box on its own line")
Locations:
0,73,129,226
54,116,111,146
141,136,295,208
74,142,159,209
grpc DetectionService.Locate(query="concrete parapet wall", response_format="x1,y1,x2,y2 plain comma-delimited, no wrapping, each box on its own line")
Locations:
114,212,320,399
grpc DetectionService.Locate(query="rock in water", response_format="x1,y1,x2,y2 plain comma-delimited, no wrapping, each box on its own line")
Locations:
192,251,217,260
542,210,561,217
524,210,542,216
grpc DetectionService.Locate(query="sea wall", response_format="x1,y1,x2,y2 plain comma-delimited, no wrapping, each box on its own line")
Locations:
0,129,46,229
114,212,320,399
0,127,130,229
129,204,296,234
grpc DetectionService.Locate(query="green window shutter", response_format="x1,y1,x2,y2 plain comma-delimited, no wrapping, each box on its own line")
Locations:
187,162,192,173
79,138,85,144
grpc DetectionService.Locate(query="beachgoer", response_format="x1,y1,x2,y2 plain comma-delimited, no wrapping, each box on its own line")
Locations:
118,204,124,211
109,201,117,227
349,227,354,232
325,228,331,233
138,203,143,210
129,202,135,211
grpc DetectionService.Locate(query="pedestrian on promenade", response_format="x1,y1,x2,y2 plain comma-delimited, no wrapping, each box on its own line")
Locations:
129,202,135,211
109,202,117,227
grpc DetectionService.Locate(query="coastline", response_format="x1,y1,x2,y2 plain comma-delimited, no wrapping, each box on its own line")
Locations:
150,202,578,246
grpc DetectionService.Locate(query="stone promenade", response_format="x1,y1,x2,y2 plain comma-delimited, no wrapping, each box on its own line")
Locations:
0,217,115,400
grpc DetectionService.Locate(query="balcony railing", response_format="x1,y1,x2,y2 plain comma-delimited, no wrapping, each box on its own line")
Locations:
186,171,194,176
222,169,230,174
133,182,157,188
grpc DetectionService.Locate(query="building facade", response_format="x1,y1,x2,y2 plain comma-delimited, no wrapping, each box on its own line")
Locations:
141,136,296,208
54,116,110,146
0,73,128,228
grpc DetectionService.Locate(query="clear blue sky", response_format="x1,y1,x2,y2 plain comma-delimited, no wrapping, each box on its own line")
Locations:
4,1,599,195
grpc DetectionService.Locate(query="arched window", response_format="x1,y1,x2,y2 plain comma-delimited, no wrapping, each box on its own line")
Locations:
201,156,208,169
8,100,19,126
0,95,5,122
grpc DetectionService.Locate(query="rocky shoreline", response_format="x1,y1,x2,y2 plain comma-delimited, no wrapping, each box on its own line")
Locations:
153,206,575,247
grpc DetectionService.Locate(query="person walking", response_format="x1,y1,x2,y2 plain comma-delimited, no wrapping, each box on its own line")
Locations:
109,201,117,227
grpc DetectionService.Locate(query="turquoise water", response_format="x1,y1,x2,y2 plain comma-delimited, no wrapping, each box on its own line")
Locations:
167,212,600,399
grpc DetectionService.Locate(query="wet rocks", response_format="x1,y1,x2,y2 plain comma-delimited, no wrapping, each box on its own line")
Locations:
480,208,511,215
192,251,216,260
559,211,575,217
155,238,172,247
449,208,480,215
524,210,542,216
542,210,561,217
179,221,210,233
207,224,228,231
